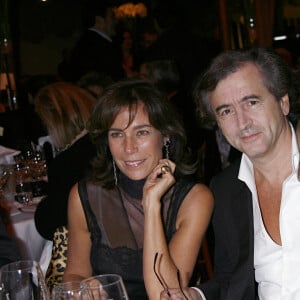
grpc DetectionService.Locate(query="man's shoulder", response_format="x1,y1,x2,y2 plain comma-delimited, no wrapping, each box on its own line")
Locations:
74,29,110,47
214,158,241,180
209,158,242,192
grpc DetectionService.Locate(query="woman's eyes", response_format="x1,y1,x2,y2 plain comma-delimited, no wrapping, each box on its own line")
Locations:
109,130,150,138
136,130,150,136
110,131,123,138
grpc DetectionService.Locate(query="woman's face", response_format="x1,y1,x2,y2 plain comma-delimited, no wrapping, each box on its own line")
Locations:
108,103,166,180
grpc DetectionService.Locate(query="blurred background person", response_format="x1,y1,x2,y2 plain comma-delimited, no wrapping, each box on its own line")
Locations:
34,82,97,240
144,1,221,93
77,71,114,98
57,1,124,83
139,59,202,164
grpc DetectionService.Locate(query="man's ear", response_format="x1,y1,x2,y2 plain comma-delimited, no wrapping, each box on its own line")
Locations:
280,94,290,116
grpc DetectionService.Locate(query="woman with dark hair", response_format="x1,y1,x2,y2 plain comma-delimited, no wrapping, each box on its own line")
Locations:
63,79,213,299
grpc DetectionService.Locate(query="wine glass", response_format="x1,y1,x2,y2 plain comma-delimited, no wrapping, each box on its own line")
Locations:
0,165,9,199
51,281,90,300
0,260,50,300
14,163,33,205
80,274,129,300
27,150,48,181
27,150,48,198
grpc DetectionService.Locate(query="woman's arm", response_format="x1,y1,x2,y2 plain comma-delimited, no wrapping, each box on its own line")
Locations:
143,159,214,299
63,183,93,282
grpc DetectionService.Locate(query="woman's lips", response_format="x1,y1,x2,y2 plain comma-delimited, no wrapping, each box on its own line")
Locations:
125,160,145,167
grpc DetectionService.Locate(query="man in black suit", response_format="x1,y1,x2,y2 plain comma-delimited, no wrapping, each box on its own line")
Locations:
160,48,300,299
58,1,124,83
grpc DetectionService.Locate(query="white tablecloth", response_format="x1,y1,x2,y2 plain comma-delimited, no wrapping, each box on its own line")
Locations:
7,200,53,276
10,209,47,261
2,197,53,277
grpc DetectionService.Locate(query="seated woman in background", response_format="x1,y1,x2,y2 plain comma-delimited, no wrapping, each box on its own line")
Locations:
34,82,97,240
63,79,214,299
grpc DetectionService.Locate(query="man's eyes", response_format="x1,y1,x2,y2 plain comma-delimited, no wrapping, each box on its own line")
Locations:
218,107,234,117
217,99,260,118
247,99,259,106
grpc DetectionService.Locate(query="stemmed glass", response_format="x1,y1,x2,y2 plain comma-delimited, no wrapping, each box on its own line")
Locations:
14,161,33,205
27,150,48,197
51,282,90,300
27,150,48,181
0,165,9,199
80,274,129,300
0,260,50,300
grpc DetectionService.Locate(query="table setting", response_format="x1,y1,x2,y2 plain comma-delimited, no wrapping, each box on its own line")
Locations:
0,145,49,262
0,259,129,300
1,195,47,263
0,260,50,300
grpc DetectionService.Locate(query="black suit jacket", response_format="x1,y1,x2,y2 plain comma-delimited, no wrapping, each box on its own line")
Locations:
200,159,257,300
58,29,124,82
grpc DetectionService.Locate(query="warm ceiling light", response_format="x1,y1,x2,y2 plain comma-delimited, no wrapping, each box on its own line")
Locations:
113,3,147,19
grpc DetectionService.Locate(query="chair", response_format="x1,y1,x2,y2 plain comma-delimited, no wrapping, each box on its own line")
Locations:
45,226,68,292
38,135,56,164
197,235,213,279
191,234,214,285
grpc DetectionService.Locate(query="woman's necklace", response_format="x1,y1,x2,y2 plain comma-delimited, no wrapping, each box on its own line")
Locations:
57,129,88,153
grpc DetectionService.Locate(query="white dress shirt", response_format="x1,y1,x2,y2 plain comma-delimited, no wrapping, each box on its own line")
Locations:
88,28,112,42
239,124,300,300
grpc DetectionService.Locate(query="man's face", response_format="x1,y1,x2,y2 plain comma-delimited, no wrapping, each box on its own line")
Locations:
210,63,290,161
104,8,117,37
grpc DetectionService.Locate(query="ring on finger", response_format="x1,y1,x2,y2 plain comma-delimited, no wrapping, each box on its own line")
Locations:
161,165,171,174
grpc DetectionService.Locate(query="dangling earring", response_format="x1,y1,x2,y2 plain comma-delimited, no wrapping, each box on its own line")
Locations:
164,140,170,159
113,159,118,186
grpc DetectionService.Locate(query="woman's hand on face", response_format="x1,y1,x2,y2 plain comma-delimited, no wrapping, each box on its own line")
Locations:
142,159,176,209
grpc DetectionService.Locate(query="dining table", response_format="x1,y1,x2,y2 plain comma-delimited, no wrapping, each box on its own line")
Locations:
4,197,53,275
0,152,52,275
8,197,46,261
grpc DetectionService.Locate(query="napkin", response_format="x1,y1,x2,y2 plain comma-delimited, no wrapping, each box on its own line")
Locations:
0,145,20,164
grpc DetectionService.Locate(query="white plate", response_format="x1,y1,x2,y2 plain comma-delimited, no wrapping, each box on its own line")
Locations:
9,195,46,215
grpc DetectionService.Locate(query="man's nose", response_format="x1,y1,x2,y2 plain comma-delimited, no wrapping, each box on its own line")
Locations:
236,108,252,130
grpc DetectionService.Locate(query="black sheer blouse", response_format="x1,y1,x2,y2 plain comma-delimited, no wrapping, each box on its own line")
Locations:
78,174,196,300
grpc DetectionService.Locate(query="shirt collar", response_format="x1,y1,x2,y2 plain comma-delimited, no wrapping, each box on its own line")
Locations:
238,122,299,184
88,28,112,42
